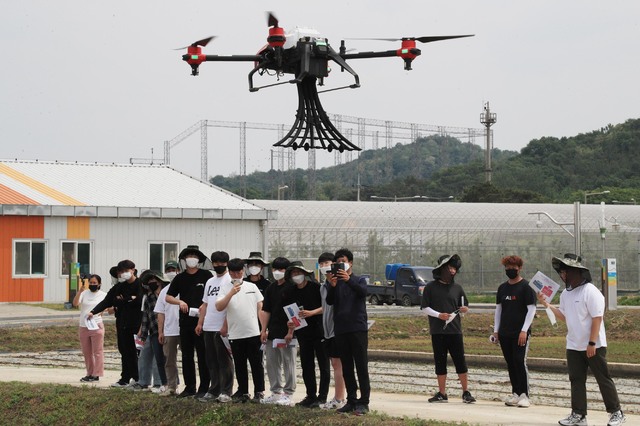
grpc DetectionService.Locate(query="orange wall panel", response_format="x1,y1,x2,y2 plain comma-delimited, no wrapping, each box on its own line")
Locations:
0,216,45,302
67,217,90,239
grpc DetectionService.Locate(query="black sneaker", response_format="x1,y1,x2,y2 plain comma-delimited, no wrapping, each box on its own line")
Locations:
428,392,448,403
90,376,99,382
232,392,250,403
177,389,196,398
296,396,318,408
462,390,476,404
80,375,93,382
251,392,264,403
110,380,129,388
337,402,357,414
353,404,369,416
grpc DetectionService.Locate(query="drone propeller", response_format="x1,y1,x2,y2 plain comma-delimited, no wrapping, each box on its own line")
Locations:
347,35,473,43
267,11,279,28
174,36,216,51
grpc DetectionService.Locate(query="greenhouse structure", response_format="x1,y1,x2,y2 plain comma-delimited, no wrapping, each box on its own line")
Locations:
253,200,640,293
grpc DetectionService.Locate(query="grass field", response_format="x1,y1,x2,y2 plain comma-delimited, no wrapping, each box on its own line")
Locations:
2,309,639,363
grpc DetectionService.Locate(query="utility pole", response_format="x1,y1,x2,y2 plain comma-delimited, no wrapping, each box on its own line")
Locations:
480,102,497,183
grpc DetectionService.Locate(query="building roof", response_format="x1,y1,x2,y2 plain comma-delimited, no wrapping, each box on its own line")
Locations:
0,160,271,220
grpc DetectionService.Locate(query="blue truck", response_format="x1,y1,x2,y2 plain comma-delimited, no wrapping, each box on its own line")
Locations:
367,263,434,307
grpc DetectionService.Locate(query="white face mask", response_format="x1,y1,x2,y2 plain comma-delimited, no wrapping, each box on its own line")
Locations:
113,276,122,284
231,278,243,286
343,262,351,271
248,266,262,276
165,272,177,281
120,271,132,281
273,270,285,281
185,258,199,268
292,275,305,285
319,266,331,276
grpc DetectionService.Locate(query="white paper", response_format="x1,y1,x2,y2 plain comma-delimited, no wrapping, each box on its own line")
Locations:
85,316,99,331
367,320,375,330
529,271,561,304
545,307,558,327
272,338,298,348
221,336,232,355
283,303,307,330
188,307,199,317
443,311,458,329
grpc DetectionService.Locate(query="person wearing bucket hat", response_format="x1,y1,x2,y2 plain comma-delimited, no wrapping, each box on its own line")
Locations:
538,254,626,426
285,261,330,408
166,246,213,398
88,259,143,388
244,251,271,295
259,256,298,406
154,261,181,396
420,254,475,404
130,271,169,392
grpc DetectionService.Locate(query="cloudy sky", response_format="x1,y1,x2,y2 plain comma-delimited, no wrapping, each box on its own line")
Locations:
2,1,639,179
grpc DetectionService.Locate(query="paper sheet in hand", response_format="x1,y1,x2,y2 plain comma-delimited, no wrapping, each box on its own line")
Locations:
529,271,560,303
443,311,458,329
273,338,298,348
283,303,307,330
85,316,99,331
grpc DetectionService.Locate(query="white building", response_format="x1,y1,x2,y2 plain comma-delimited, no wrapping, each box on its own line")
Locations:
0,160,274,303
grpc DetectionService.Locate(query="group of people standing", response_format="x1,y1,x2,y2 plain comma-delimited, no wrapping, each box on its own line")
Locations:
421,253,625,426
74,248,627,425
74,246,371,415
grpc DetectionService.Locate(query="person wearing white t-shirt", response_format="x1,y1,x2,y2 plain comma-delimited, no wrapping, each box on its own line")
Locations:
538,254,625,426
72,274,107,383
216,258,265,403
196,251,234,403
154,261,180,396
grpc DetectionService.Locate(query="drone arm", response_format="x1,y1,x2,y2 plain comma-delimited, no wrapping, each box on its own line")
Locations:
201,55,261,62
328,46,360,88
340,50,399,60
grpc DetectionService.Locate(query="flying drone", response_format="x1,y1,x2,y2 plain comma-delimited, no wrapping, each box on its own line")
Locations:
179,12,473,152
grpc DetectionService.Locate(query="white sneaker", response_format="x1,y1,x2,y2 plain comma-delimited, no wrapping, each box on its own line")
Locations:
321,398,346,410
559,412,588,426
504,393,519,406
516,393,530,408
260,393,283,404
217,393,232,403
151,385,166,394
275,394,293,406
608,410,626,426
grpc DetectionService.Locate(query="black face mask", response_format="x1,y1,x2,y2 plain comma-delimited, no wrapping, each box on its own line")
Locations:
148,282,159,292
213,265,227,275
89,285,99,292
505,269,519,279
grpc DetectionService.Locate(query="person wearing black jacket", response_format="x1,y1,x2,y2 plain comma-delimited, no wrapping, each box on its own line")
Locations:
88,259,142,387
325,248,370,416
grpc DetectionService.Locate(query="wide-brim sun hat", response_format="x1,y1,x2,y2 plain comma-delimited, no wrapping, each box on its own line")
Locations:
285,260,314,281
139,270,169,285
178,245,208,263
552,253,592,282
433,254,462,272
245,251,269,266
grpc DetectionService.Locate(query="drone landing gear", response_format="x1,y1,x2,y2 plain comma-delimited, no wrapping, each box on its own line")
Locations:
273,76,361,152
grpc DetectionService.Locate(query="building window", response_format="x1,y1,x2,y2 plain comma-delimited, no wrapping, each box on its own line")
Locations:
149,242,179,273
61,241,92,277
13,240,47,277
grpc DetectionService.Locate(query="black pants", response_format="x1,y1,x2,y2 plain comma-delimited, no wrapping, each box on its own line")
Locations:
230,335,264,396
335,330,370,405
499,334,530,396
180,321,209,393
298,335,330,400
116,326,138,383
203,331,234,396
567,348,621,415
431,333,468,375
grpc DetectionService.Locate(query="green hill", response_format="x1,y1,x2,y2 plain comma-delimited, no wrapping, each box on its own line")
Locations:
211,118,640,203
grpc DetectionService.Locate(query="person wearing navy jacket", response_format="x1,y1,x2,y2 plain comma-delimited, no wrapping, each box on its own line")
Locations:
325,248,370,416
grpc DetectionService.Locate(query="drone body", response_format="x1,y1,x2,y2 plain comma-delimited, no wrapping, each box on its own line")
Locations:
180,13,473,152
